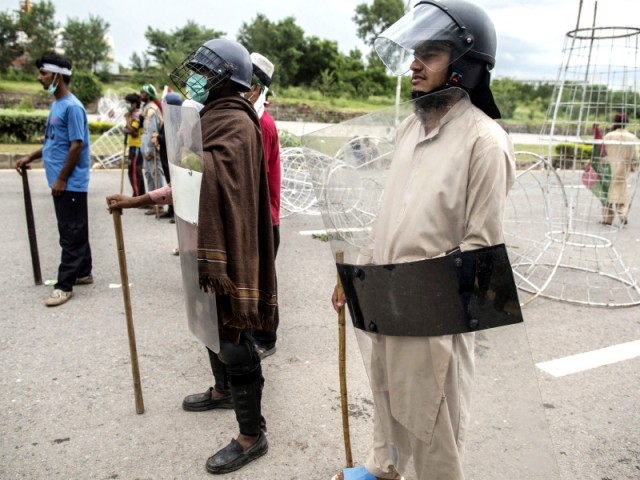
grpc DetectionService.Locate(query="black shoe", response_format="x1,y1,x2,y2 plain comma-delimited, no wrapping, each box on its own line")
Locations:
255,344,276,360
169,218,176,224
205,433,268,474
182,387,233,412
159,211,174,219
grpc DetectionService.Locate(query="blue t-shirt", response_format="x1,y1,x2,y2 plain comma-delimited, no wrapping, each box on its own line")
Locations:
42,93,91,192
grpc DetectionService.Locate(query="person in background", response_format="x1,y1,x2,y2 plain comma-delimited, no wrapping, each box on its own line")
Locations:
124,93,145,198
140,84,166,210
602,113,639,225
245,52,282,360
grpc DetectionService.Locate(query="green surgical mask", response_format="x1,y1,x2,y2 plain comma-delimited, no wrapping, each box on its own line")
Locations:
47,74,59,95
125,103,132,112
186,73,209,104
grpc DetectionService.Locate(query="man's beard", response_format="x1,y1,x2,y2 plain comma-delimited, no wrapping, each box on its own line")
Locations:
411,87,462,125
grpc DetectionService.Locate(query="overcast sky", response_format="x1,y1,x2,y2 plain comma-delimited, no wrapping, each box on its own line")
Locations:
1,0,638,80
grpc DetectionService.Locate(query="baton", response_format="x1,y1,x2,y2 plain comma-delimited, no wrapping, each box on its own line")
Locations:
120,133,128,195
110,202,145,414
153,147,160,219
336,250,353,467
20,166,43,285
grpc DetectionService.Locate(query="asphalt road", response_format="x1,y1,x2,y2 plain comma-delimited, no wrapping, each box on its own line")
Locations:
1,170,639,480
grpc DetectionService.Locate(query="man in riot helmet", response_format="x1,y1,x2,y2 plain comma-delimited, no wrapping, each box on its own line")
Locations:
107,38,276,474
332,1,515,479
173,38,276,475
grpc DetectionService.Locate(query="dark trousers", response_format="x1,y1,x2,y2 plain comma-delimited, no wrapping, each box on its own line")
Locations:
128,147,145,197
207,328,263,436
253,225,280,349
159,149,173,215
53,191,92,292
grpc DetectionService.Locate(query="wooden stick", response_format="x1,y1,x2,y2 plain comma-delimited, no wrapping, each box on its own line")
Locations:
153,148,160,219
20,166,42,285
120,134,128,195
111,205,144,414
336,250,353,467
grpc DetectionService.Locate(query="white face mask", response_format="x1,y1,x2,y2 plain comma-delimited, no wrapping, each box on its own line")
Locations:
252,87,268,119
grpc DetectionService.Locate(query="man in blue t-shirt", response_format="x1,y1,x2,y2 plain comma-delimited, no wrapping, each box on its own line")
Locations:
15,53,93,307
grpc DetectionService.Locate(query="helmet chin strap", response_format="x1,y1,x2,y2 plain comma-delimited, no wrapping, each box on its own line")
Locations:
410,70,464,100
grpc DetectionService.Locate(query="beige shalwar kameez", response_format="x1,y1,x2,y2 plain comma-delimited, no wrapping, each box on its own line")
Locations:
602,128,639,224
358,94,515,480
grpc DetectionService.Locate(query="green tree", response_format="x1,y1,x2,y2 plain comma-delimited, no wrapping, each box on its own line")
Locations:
297,36,341,86
130,20,224,90
61,15,110,73
130,52,151,72
0,11,22,72
491,78,521,119
18,0,58,70
237,14,305,87
70,70,102,105
144,21,224,67
353,0,405,46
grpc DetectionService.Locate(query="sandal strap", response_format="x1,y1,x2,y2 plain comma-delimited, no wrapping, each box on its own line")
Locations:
344,466,377,480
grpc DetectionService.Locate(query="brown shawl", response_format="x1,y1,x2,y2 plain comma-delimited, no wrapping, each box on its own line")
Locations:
196,95,277,333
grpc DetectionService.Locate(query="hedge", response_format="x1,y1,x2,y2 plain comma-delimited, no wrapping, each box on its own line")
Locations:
554,143,594,159
0,109,114,143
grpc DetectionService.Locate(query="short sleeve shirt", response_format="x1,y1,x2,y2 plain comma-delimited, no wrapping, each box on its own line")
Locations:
42,93,91,192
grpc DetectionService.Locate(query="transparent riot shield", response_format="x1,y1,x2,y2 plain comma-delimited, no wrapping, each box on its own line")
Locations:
163,103,219,353
302,88,559,479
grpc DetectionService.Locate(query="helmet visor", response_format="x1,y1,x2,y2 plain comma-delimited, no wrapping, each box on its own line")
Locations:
374,3,473,76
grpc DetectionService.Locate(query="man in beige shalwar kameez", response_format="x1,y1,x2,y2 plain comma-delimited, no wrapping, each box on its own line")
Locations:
602,114,639,225
332,2,515,479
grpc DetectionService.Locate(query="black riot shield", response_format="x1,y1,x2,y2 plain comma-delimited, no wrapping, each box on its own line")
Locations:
338,244,523,337
302,88,560,479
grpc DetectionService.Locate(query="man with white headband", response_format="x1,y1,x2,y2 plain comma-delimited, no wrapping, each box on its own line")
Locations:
15,53,93,307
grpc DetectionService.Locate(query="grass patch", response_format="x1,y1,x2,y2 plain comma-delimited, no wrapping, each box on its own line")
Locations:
0,80,43,95
0,143,40,154
513,143,550,156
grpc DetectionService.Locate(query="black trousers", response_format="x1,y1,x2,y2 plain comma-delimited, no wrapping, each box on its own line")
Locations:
127,147,145,197
207,328,263,436
53,191,92,292
158,148,173,215
253,225,280,348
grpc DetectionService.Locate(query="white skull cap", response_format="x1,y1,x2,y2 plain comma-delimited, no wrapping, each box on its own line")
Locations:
250,52,275,84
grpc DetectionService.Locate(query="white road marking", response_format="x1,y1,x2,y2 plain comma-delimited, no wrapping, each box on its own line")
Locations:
299,229,328,236
536,340,640,377
299,227,371,236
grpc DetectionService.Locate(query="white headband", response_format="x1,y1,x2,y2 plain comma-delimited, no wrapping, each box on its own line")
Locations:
41,63,73,76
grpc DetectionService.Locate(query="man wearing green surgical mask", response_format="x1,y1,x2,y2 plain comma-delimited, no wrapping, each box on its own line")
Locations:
107,39,277,474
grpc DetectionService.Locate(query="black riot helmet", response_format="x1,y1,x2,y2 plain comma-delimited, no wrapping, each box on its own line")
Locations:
170,38,253,104
375,0,497,90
